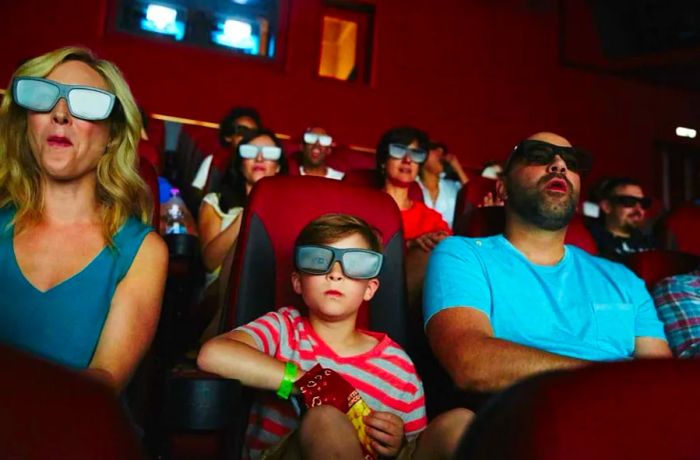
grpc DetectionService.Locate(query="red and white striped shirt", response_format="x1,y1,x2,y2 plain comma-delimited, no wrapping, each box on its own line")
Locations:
236,307,427,459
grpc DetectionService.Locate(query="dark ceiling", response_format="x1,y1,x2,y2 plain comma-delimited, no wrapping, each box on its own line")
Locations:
562,0,700,91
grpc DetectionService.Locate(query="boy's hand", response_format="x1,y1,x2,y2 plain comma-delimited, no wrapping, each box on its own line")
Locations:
364,411,405,457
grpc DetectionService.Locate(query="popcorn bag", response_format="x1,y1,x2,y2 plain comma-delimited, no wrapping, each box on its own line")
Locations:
294,364,375,460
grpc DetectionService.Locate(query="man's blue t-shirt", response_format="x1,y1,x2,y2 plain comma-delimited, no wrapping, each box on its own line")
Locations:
423,235,666,361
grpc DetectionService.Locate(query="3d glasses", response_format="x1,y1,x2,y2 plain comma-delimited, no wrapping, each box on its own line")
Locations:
507,140,592,173
609,195,652,209
388,143,427,163
295,244,383,279
303,132,333,147
239,144,282,161
12,76,116,121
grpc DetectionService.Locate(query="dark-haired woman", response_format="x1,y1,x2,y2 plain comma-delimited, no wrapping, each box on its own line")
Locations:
198,128,288,286
376,126,451,252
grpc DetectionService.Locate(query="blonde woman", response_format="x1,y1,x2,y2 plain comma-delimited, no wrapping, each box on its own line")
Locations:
0,47,167,392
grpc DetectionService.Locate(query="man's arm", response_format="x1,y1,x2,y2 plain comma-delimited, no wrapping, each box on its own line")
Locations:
634,337,672,358
426,307,588,393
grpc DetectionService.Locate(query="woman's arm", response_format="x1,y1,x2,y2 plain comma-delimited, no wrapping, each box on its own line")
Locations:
87,232,168,392
198,201,243,272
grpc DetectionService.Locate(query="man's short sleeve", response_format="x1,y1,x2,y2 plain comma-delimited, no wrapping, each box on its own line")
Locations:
628,271,667,340
423,237,491,327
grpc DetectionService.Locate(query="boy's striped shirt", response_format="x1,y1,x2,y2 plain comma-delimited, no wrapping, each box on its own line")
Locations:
236,307,427,459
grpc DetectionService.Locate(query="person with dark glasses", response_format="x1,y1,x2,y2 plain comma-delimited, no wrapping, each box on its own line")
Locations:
590,177,656,263
197,128,288,336
198,213,472,460
0,47,168,392
191,106,262,192
375,126,451,250
424,131,670,397
297,126,345,180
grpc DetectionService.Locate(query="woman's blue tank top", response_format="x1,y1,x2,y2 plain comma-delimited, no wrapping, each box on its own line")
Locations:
0,206,152,368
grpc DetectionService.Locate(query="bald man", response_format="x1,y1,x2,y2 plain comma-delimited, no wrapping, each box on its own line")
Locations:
423,133,671,393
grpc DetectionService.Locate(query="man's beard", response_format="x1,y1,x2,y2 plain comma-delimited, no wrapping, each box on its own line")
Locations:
620,210,644,233
505,173,578,231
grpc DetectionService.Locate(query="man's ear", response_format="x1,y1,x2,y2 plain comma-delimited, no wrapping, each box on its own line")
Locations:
496,178,507,201
363,278,380,302
600,199,612,215
291,271,303,295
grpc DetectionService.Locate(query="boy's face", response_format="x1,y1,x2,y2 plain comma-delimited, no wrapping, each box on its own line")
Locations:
291,233,380,322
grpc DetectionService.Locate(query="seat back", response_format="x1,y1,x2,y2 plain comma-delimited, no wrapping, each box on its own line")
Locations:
342,169,424,204
456,206,598,255
626,250,699,287
0,345,146,460
457,359,700,460
453,176,499,233
661,202,700,256
328,145,376,171
224,175,411,349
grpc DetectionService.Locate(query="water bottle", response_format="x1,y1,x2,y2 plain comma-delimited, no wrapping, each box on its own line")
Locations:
162,188,192,235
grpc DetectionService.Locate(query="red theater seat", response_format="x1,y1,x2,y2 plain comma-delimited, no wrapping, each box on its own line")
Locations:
662,202,700,256
456,359,700,460
453,176,499,234
342,169,424,203
226,175,410,338
456,206,598,255
626,249,699,287
0,345,146,460
164,176,412,459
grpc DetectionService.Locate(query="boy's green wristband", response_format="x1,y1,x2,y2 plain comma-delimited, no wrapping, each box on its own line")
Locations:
277,361,297,400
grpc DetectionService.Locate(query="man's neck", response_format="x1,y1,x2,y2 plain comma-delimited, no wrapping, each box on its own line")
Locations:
605,223,632,239
308,313,374,357
504,210,567,266
302,163,328,177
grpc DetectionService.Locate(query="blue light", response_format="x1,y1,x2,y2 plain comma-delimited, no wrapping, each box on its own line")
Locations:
211,19,259,54
140,4,185,41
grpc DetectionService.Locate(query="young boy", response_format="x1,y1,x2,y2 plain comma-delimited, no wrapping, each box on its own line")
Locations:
198,213,470,459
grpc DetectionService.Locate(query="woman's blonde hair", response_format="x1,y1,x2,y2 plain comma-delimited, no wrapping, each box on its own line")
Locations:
0,46,151,244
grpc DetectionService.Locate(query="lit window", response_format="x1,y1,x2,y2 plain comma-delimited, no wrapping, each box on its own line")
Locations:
212,19,258,54
115,0,283,60
140,4,185,41
317,1,375,84
319,17,358,80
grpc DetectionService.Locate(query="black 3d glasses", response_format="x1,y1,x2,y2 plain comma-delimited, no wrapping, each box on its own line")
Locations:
609,195,652,209
508,140,592,173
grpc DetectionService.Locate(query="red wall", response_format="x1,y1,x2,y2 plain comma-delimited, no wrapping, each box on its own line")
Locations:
1,0,699,196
